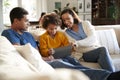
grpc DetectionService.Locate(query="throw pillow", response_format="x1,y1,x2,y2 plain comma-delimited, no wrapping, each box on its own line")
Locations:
0,36,40,80
96,29,120,55
0,36,37,72
29,28,46,41
14,43,55,73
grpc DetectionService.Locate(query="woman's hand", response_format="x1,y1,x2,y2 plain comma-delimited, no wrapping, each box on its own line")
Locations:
70,42,77,51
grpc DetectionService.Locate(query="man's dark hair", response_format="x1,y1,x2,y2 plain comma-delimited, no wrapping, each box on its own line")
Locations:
10,7,28,24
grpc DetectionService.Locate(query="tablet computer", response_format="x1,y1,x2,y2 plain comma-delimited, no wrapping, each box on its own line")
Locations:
53,45,72,59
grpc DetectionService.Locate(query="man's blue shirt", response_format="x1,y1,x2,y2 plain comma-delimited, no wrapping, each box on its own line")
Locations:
1,29,37,48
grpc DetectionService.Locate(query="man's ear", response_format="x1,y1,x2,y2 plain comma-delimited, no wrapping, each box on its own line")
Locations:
14,18,17,22
14,18,19,24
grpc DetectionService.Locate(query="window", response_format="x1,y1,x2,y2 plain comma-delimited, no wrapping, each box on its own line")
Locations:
22,0,37,21
3,0,37,25
3,0,18,25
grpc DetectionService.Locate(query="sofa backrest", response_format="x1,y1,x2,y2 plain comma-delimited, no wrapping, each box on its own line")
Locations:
96,29,120,55
95,25,120,47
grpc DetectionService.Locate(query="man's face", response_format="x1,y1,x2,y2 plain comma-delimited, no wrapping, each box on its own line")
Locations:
16,15,30,31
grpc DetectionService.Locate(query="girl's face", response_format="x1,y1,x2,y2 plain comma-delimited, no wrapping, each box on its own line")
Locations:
46,24,58,37
61,13,74,28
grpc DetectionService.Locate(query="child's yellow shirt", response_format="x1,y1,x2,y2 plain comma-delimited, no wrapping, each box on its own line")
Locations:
39,31,69,57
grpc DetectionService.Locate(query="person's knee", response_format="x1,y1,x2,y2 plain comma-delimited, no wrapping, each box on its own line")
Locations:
98,47,109,55
98,47,107,52
98,47,106,50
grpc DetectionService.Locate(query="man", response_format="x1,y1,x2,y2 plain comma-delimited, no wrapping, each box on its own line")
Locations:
1,7,37,49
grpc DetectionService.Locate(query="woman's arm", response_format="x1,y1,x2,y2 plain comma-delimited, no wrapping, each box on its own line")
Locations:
66,21,99,47
76,21,98,47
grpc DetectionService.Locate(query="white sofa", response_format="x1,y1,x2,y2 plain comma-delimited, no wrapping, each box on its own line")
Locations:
1,25,120,79
29,25,120,71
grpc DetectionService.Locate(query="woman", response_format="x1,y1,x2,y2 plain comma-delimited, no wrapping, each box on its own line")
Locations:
60,8,115,72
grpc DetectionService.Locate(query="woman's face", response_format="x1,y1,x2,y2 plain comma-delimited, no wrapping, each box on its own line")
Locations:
46,24,58,36
61,13,74,28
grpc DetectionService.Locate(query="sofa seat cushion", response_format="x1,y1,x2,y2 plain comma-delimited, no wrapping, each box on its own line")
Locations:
111,54,120,71
80,61,101,69
80,54,120,71
96,29,120,55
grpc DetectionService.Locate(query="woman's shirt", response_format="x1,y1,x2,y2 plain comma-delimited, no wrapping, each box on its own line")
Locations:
66,23,87,40
64,21,101,60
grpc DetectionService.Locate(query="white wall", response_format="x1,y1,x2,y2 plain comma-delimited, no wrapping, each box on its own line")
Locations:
0,0,4,34
47,0,78,13
37,0,47,18
46,0,92,22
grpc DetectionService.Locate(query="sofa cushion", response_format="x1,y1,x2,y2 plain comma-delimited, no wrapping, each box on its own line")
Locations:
29,28,46,41
96,29,120,55
0,36,40,80
111,54,120,71
0,36,38,72
14,43,55,73
95,25,120,46
80,62,101,69
47,68,89,80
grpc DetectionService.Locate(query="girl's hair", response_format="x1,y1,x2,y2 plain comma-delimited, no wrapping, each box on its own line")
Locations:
42,13,61,29
60,9,79,29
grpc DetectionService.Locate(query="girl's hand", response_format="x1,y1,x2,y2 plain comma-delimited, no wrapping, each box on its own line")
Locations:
48,48,55,55
42,55,54,61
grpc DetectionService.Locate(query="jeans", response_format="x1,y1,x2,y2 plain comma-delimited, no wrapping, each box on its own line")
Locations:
49,56,111,80
83,47,115,72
